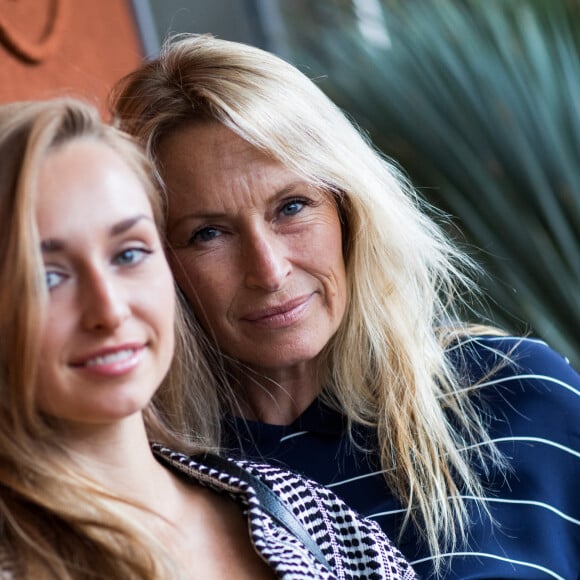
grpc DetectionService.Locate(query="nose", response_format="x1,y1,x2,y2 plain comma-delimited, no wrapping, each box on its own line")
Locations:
243,228,290,291
80,270,130,331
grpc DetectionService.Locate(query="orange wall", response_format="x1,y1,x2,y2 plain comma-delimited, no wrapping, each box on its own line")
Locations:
0,0,143,116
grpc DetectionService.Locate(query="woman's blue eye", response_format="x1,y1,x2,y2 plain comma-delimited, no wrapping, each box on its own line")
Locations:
191,227,221,244
114,248,150,266
45,271,65,290
281,200,304,216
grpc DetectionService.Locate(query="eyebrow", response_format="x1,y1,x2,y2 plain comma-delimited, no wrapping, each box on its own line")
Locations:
111,214,152,235
41,214,153,253
171,181,307,226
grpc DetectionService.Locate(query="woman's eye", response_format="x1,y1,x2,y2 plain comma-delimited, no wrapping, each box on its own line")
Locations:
114,247,151,266
280,199,305,216
45,270,65,290
189,227,221,244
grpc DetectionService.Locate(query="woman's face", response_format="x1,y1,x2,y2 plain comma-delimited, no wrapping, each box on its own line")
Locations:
34,138,175,429
159,122,347,376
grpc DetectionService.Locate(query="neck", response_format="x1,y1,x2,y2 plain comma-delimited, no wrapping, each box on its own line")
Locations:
62,413,172,506
59,413,208,544
231,360,322,425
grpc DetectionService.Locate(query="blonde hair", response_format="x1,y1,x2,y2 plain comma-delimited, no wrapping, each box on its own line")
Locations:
111,34,505,569
0,97,217,578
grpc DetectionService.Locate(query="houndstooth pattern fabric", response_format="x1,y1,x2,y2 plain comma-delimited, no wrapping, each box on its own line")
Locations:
152,444,416,580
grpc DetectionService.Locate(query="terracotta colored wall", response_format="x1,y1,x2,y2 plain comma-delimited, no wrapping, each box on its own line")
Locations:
0,0,143,116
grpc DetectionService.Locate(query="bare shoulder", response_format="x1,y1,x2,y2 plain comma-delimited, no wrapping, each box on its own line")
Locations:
172,480,275,579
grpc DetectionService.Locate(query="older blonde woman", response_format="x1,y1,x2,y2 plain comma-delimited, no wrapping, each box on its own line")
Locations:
111,35,580,578
0,97,415,579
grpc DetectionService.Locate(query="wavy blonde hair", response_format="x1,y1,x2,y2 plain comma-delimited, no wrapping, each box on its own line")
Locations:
0,97,218,578
110,34,506,570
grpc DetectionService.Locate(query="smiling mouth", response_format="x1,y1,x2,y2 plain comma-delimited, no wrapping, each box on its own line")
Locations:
84,349,136,368
241,294,313,326
69,345,146,377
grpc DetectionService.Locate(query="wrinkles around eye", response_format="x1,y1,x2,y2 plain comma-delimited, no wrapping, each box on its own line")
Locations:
189,226,222,245
280,199,304,216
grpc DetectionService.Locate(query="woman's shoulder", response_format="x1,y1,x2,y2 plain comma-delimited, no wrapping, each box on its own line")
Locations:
448,335,579,403
443,336,580,578
227,458,417,579
446,335,579,476
152,445,417,579
448,334,579,480
448,334,576,371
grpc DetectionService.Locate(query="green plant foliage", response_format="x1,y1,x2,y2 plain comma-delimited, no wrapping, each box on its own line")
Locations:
281,0,580,366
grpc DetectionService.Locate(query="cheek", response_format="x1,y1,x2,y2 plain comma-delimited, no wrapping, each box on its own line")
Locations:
150,277,178,373
157,270,178,328
37,305,68,365
168,253,201,305
143,258,178,338
169,252,232,320
315,216,347,281
322,219,348,315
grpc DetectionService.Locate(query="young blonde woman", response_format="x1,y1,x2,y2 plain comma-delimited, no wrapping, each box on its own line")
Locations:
0,97,416,579
111,34,580,578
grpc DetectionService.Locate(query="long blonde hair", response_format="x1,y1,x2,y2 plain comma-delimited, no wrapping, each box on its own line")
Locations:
110,34,506,568
0,97,217,578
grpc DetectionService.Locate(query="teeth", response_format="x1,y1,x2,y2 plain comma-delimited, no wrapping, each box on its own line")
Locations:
85,349,134,367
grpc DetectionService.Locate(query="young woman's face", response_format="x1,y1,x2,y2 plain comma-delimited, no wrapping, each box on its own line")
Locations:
34,139,175,429
160,123,348,376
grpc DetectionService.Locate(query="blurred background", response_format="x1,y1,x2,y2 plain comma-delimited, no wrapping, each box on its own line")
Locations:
1,0,578,367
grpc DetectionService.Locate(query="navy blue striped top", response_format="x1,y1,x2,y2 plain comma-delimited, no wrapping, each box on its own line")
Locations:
224,336,580,579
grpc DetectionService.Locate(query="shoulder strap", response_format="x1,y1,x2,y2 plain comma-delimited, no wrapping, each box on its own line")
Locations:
193,453,333,573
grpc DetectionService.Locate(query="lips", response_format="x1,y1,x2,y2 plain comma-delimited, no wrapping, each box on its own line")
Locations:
70,343,146,376
84,348,136,368
240,294,313,326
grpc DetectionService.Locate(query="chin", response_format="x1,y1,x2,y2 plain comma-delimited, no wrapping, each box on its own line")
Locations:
245,350,322,373
82,398,149,424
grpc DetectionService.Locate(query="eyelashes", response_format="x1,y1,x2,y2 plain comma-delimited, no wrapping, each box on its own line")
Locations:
185,196,317,247
43,246,155,291
113,247,153,267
